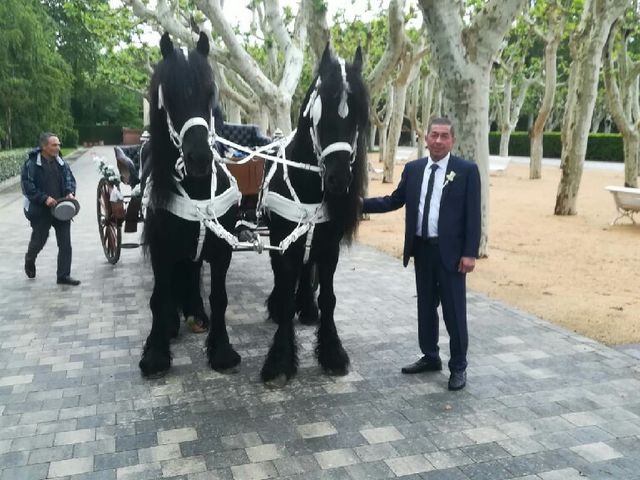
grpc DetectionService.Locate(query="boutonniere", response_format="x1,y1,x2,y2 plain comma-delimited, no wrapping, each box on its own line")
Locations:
443,170,456,187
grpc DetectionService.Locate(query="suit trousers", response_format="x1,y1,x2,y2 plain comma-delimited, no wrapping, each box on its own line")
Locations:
413,237,468,372
26,213,72,279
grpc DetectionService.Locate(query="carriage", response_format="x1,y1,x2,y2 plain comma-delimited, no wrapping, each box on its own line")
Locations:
99,32,368,386
95,123,271,264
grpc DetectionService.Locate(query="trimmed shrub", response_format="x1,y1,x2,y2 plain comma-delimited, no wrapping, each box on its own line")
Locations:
489,132,623,162
0,149,29,182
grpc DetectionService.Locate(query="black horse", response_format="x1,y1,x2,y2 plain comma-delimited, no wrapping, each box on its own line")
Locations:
261,45,369,387
139,32,241,377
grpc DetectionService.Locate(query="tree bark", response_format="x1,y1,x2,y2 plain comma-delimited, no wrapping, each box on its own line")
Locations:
498,77,513,157
555,0,628,215
603,21,640,188
382,42,425,183
419,0,528,255
367,0,406,99
124,0,313,134
529,8,562,180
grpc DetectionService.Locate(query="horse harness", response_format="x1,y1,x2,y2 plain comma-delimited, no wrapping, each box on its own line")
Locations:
145,58,359,263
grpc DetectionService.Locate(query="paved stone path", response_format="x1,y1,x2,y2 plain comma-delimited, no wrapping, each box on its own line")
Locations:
1,147,639,479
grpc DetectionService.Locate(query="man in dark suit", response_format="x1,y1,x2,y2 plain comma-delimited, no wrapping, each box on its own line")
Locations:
363,117,481,390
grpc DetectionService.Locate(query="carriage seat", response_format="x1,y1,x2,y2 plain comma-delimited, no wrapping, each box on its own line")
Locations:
216,123,272,152
114,145,141,187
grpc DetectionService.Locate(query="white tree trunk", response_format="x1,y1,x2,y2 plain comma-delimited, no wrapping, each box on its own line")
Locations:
530,16,561,180
227,102,242,123
604,22,640,188
498,78,513,157
382,43,424,183
555,0,628,215
124,0,311,135
367,0,407,98
380,87,396,183
419,0,527,255
384,82,409,183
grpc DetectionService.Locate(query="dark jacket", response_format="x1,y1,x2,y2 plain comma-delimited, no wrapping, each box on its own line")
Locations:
21,148,76,220
363,154,481,271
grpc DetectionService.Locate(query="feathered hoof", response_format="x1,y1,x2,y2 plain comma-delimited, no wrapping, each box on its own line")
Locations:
207,345,241,373
263,373,289,389
260,359,296,387
139,346,171,378
318,346,350,377
322,364,349,376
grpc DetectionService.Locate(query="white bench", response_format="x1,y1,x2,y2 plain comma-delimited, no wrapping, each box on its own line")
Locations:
489,155,510,175
605,185,640,224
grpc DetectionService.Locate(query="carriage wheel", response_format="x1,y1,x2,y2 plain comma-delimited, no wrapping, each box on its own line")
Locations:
97,178,122,264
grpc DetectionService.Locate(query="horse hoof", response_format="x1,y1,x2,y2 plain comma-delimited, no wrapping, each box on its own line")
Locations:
264,374,288,389
208,347,241,373
139,344,172,378
323,366,349,376
219,365,240,374
142,369,169,379
139,359,171,378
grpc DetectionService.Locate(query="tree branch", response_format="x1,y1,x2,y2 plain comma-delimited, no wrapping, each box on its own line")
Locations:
367,0,407,98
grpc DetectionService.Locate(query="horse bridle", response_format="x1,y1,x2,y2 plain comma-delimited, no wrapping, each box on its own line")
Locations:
157,85,218,180
302,57,359,186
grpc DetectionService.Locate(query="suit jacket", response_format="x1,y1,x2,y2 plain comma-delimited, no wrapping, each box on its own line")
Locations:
363,154,481,271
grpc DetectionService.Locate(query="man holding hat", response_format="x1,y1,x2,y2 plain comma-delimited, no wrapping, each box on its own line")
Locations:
21,132,80,286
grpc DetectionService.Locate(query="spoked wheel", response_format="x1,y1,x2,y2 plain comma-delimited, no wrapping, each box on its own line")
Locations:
97,178,122,264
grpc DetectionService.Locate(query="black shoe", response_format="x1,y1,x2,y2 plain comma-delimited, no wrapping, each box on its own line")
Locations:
24,258,36,279
448,370,467,391
57,276,81,286
401,356,442,374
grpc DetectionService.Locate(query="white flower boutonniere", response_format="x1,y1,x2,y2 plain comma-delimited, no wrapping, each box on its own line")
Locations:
443,170,456,187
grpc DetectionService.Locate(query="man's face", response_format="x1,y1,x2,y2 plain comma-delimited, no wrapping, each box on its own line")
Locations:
425,124,454,161
42,136,61,159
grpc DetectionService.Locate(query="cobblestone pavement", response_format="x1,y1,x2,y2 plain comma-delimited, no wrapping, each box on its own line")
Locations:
1,147,640,480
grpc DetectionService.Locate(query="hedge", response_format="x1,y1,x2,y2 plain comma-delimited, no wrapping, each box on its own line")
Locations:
0,149,29,182
0,148,76,183
489,132,624,162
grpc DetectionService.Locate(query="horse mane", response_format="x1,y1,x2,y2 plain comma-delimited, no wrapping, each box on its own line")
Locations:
148,46,217,209
292,52,370,244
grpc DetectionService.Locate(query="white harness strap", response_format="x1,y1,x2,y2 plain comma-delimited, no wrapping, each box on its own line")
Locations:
261,191,329,224
168,183,241,221
147,180,241,261
303,223,315,264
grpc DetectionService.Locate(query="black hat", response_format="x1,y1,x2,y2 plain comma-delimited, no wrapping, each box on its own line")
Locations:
52,198,80,221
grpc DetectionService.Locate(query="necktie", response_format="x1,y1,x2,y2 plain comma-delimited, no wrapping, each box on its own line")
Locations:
421,163,439,238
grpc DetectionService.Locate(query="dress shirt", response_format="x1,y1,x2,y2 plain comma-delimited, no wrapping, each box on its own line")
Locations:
416,153,450,237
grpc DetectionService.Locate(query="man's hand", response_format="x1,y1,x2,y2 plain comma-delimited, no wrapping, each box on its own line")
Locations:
45,196,57,208
66,193,75,200
458,256,476,273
